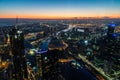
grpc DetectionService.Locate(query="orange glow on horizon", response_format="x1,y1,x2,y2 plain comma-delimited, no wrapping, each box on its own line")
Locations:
0,13,120,19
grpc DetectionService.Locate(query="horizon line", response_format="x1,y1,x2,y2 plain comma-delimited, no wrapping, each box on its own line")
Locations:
0,17,120,20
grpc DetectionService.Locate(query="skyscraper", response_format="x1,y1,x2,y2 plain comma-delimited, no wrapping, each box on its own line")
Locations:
9,27,28,80
107,23,116,37
36,36,67,80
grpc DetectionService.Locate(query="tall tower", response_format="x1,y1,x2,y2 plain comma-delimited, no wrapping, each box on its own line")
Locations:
107,23,116,37
9,27,28,80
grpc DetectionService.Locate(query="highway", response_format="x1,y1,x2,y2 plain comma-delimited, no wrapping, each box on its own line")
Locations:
77,53,112,80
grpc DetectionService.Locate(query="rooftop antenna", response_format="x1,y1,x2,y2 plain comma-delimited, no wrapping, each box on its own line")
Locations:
15,16,18,29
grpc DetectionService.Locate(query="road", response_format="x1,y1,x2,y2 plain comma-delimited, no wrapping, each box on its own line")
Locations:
77,54,112,80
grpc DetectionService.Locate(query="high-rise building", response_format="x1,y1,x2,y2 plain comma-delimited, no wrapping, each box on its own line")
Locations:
107,23,116,37
36,50,58,80
9,27,28,80
36,36,67,80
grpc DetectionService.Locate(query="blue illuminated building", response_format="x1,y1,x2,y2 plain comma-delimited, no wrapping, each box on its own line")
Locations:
112,33,117,37
108,23,116,28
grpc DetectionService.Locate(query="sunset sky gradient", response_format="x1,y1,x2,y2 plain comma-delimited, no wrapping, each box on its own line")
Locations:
0,0,120,19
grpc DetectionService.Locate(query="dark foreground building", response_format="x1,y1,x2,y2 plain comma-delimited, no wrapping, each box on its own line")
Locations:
36,36,67,80
9,27,28,80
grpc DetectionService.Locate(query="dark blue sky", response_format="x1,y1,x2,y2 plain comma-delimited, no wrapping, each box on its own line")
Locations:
0,0,120,18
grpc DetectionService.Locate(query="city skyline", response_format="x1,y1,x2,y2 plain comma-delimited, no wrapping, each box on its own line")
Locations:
0,0,120,19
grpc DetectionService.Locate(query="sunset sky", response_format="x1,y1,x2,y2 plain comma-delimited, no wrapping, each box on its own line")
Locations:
0,0,120,19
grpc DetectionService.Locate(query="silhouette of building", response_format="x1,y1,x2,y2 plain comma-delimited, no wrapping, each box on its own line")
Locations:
36,36,67,80
107,23,115,36
9,27,28,80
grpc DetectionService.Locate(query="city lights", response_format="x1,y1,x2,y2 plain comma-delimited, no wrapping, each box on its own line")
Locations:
0,0,120,80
